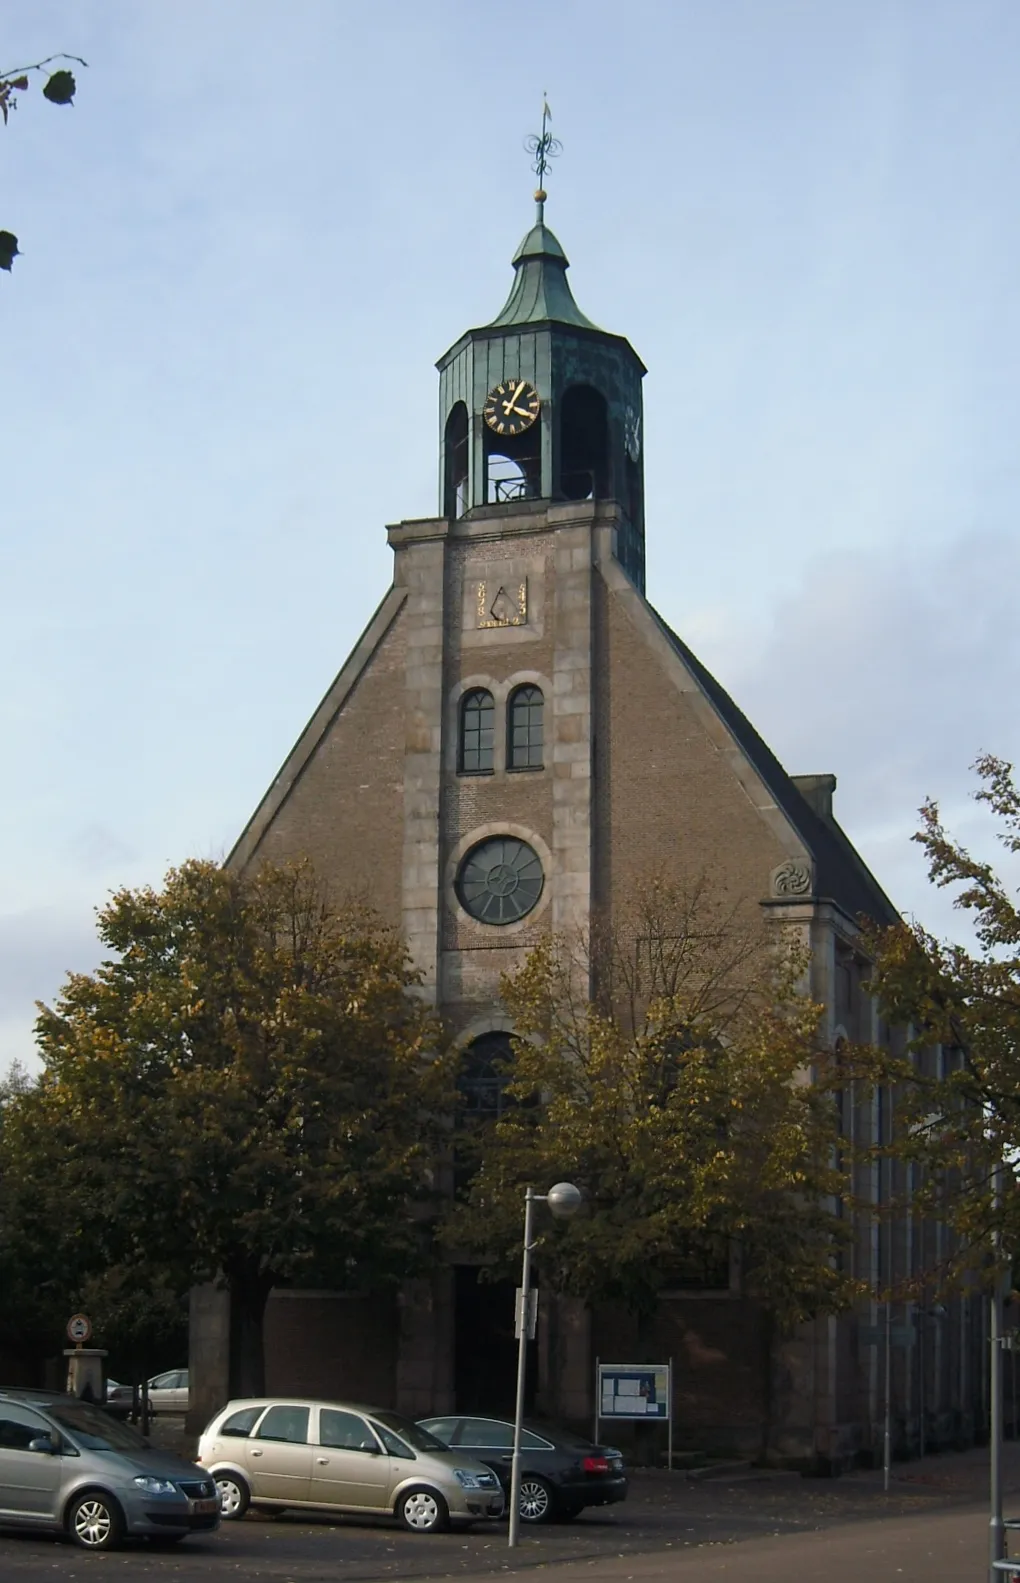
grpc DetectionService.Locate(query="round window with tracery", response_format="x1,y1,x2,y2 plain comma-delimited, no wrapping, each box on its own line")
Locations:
455,836,544,925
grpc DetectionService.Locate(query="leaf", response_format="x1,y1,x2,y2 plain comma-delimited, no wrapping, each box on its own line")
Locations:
10,77,29,91
42,70,76,105
0,232,20,271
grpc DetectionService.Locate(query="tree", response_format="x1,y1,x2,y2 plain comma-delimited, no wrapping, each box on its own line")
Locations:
0,53,86,270
445,876,851,1334
1,859,452,1393
846,754,1020,1293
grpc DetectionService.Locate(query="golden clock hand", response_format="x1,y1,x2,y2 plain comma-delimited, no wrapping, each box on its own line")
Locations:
501,381,526,416
506,403,533,420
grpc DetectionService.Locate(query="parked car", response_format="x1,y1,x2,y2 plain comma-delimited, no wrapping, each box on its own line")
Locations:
417,1414,627,1524
197,1398,505,1533
0,1388,219,1550
106,1369,189,1418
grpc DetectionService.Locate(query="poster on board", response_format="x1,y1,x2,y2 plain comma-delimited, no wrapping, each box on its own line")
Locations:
597,1363,670,1420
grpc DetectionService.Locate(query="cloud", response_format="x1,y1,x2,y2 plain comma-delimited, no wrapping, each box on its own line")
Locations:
0,905,105,1072
690,529,1020,935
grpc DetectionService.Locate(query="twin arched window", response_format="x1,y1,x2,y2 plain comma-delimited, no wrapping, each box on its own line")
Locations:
458,685,544,774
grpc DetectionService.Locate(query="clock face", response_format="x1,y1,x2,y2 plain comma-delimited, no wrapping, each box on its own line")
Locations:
483,379,541,438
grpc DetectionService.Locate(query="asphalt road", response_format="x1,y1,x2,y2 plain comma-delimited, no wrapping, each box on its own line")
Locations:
0,1459,1009,1583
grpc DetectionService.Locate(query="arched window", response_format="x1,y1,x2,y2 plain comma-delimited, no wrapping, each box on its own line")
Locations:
507,685,544,771
458,1032,514,1125
459,688,494,773
444,402,469,519
560,384,608,501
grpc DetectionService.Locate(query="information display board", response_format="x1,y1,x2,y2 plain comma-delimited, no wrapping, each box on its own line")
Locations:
597,1363,670,1421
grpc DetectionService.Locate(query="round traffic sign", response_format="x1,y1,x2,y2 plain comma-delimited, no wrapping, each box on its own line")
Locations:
66,1313,92,1345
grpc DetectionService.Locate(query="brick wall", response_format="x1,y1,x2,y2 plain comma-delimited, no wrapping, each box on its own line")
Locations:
264,1291,398,1405
597,580,787,921
252,608,408,925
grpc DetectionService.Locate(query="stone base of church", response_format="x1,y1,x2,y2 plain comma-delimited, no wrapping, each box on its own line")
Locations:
189,1278,986,1468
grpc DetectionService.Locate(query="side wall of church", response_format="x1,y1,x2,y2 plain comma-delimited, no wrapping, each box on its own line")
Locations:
595,574,789,927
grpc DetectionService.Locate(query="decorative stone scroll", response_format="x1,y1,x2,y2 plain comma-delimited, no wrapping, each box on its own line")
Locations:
770,858,813,898
477,579,527,629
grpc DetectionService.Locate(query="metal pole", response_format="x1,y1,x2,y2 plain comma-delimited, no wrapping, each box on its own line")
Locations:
883,1299,892,1492
668,1357,673,1471
593,1355,600,1446
919,1307,925,1461
508,1187,536,1549
990,1159,1005,1583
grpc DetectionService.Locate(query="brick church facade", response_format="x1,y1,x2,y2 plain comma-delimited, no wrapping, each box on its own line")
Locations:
190,198,986,1468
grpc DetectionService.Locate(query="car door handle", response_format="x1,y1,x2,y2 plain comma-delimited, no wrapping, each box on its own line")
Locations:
250,1449,263,1457
316,1457,329,1465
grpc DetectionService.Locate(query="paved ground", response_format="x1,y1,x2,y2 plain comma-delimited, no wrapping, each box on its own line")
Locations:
0,1440,1017,1581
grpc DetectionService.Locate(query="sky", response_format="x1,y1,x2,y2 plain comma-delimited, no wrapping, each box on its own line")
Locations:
3,0,1020,1070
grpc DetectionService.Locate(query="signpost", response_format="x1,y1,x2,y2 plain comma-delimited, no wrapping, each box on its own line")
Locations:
66,1313,92,1348
596,1361,673,1467
63,1314,105,1402
858,1317,913,1492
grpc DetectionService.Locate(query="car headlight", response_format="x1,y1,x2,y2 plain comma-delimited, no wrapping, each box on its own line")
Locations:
453,1468,485,1489
133,1475,178,1495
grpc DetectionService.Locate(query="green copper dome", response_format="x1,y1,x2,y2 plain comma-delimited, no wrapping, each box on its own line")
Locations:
487,220,600,331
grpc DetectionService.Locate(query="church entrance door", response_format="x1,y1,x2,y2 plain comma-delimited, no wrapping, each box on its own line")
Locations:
454,1267,536,1416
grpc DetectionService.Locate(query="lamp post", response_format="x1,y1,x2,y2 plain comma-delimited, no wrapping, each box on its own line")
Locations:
990,1156,1006,1583
508,1182,582,1549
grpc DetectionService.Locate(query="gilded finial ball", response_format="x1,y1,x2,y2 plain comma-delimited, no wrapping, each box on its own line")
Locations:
534,188,547,203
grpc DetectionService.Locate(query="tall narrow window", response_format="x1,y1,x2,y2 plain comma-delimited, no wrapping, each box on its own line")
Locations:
508,685,544,770
459,689,494,773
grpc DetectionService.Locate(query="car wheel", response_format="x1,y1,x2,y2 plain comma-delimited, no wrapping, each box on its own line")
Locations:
67,1491,124,1551
397,1485,450,1533
213,1469,251,1520
518,1476,555,1524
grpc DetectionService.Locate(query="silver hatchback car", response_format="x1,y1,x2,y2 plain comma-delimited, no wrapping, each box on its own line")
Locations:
0,1389,220,1550
198,1398,504,1532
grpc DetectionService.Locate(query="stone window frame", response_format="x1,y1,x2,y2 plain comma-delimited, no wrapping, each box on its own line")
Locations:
445,822,554,935
458,687,496,775
447,672,552,779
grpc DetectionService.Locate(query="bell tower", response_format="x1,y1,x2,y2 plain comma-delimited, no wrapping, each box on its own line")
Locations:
436,112,647,590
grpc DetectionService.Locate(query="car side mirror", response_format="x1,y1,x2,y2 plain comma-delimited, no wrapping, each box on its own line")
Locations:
28,1435,59,1455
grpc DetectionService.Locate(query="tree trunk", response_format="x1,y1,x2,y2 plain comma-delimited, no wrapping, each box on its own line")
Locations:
227,1263,275,1398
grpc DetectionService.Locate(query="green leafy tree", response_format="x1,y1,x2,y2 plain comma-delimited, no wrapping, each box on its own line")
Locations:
0,52,86,270
446,878,851,1334
846,754,1020,1292
2,859,452,1393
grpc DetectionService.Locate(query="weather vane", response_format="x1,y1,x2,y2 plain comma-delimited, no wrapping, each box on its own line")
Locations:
524,96,561,221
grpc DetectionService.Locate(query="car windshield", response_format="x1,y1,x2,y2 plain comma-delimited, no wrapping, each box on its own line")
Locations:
369,1411,448,1454
46,1403,150,1452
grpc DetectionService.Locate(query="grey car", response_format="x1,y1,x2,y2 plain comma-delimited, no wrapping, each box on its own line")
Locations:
0,1389,220,1550
198,1398,504,1532
106,1369,189,1418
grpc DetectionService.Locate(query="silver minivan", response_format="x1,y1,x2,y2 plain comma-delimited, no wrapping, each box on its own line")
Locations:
0,1389,220,1550
198,1398,505,1532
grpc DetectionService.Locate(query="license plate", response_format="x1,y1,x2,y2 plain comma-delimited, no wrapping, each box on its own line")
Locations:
192,1497,219,1514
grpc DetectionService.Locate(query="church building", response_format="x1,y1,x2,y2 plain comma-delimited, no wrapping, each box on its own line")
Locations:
190,173,985,1470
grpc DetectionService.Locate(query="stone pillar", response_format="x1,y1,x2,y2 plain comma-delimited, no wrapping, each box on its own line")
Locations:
549,508,594,970
187,1281,230,1435
396,529,448,1002
395,1272,455,1417
537,1295,592,1427
64,1348,107,1402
